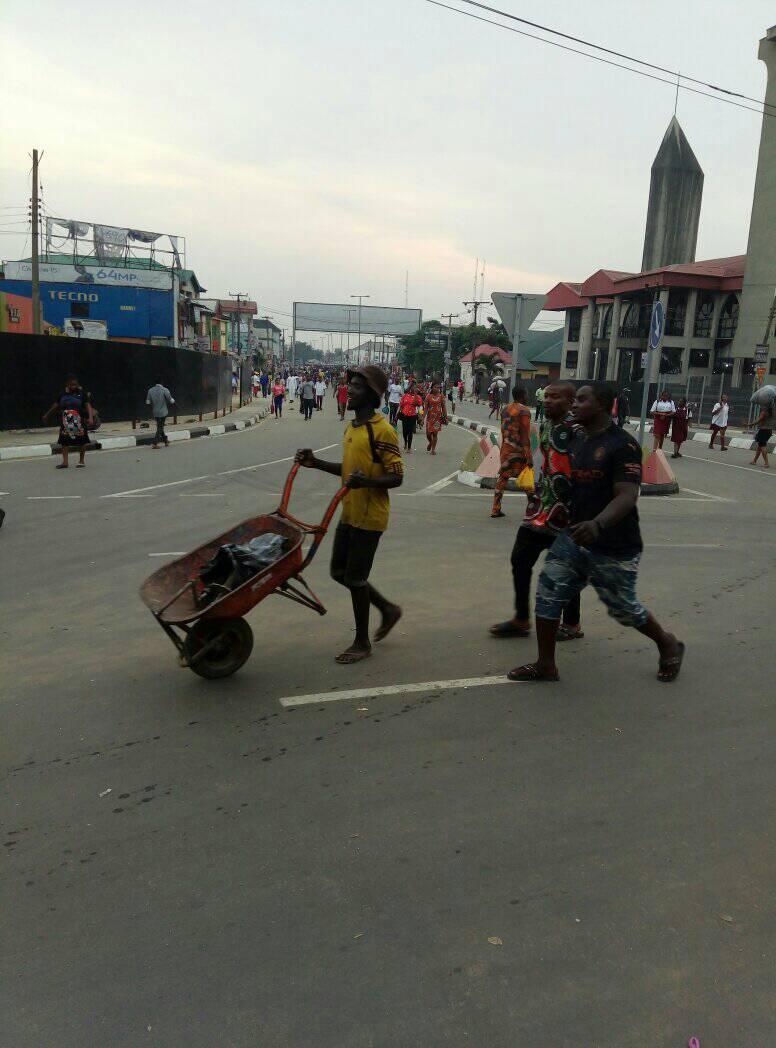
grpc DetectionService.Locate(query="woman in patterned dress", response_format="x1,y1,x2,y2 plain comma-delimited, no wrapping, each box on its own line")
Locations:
424,382,448,455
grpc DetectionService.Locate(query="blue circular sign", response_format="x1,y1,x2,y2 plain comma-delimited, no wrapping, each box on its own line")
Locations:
649,300,665,351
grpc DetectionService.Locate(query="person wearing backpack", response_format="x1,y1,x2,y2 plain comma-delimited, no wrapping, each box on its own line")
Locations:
295,365,404,664
43,374,94,469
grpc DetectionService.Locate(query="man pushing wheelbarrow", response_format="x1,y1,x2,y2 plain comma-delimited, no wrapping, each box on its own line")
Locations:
296,365,404,664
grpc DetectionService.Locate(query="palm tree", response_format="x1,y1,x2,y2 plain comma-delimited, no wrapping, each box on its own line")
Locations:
471,347,502,400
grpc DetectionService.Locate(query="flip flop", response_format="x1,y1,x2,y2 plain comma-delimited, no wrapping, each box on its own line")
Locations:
55,463,68,469
375,606,402,643
489,621,531,638
657,641,685,683
507,663,559,682
335,648,373,665
491,511,506,519
76,463,86,468
557,625,584,642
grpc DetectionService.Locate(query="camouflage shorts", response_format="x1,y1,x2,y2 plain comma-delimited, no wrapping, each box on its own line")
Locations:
536,532,648,628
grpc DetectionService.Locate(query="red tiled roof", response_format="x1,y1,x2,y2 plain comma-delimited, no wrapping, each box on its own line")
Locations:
612,255,745,294
459,344,511,365
546,255,746,304
543,281,586,311
579,269,637,297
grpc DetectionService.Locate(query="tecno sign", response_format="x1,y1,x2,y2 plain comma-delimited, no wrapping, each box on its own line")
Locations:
49,291,99,302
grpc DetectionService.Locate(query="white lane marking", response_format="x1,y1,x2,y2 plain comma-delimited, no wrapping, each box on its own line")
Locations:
0,491,9,496
681,486,733,502
148,552,186,557
417,471,459,495
645,543,722,548
681,453,776,477
279,675,513,708
102,475,211,498
28,495,82,500
216,443,338,478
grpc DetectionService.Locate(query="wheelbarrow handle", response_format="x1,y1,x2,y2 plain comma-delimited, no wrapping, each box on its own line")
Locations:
278,462,302,514
276,464,348,567
301,484,348,569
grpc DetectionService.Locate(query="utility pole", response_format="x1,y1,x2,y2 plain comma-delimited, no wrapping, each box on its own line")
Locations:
228,291,248,357
440,313,460,385
463,299,489,327
31,148,42,335
260,314,273,365
350,294,369,362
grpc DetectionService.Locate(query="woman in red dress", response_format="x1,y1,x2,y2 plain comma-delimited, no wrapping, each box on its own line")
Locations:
670,397,690,458
398,384,423,453
424,382,448,455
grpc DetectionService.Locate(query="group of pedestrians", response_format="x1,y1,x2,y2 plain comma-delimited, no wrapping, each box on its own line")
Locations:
292,369,685,685
264,371,329,421
649,391,691,457
493,381,685,685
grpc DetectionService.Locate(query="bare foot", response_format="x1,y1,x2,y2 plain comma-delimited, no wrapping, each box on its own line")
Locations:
335,643,372,665
375,605,402,643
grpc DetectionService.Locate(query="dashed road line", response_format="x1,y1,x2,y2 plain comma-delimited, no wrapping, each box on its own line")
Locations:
279,675,515,708
103,475,211,498
216,443,337,478
28,495,82,500
681,453,776,477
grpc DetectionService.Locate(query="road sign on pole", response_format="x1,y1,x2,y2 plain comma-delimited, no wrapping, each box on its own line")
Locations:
491,292,545,385
639,298,666,447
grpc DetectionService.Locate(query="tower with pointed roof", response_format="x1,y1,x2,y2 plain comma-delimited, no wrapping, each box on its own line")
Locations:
641,116,704,272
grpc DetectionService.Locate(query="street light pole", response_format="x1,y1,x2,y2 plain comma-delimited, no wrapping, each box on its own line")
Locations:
440,313,460,384
350,294,370,362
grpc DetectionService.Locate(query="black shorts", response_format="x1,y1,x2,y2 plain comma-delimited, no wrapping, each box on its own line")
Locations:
330,523,382,588
755,428,773,447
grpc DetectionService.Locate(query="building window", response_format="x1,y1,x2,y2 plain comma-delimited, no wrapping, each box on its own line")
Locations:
659,347,683,374
602,304,613,339
567,310,581,342
742,358,756,377
565,350,579,370
770,360,776,375
689,347,710,368
716,295,739,341
71,301,89,318
619,300,651,338
693,292,715,337
713,355,734,375
665,290,687,337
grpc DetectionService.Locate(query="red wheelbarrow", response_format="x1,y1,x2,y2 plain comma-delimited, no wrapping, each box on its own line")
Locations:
140,465,347,678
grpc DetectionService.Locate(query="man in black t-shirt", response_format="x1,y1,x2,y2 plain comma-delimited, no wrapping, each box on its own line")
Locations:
507,383,685,684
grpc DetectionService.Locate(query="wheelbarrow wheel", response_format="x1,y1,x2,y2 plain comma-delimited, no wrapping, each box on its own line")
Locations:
183,618,254,679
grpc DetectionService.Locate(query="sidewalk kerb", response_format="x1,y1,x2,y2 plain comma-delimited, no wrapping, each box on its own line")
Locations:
0,408,268,462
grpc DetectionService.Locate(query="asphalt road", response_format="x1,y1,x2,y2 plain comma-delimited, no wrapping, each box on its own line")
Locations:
3,397,775,1047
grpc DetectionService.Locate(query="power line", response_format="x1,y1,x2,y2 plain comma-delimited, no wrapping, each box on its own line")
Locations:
427,0,775,119
455,0,773,111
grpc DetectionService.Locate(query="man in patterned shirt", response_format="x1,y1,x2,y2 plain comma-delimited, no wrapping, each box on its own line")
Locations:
490,382,583,640
296,365,404,664
491,386,532,518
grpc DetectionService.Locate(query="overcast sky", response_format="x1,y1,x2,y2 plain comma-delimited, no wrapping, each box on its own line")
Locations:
1,0,772,341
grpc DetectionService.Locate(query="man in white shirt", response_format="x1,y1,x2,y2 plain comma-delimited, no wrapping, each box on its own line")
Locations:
146,382,175,449
710,394,730,451
387,380,403,425
286,373,298,408
315,378,326,411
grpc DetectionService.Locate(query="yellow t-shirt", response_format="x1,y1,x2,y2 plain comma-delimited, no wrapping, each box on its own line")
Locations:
340,414,404,532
